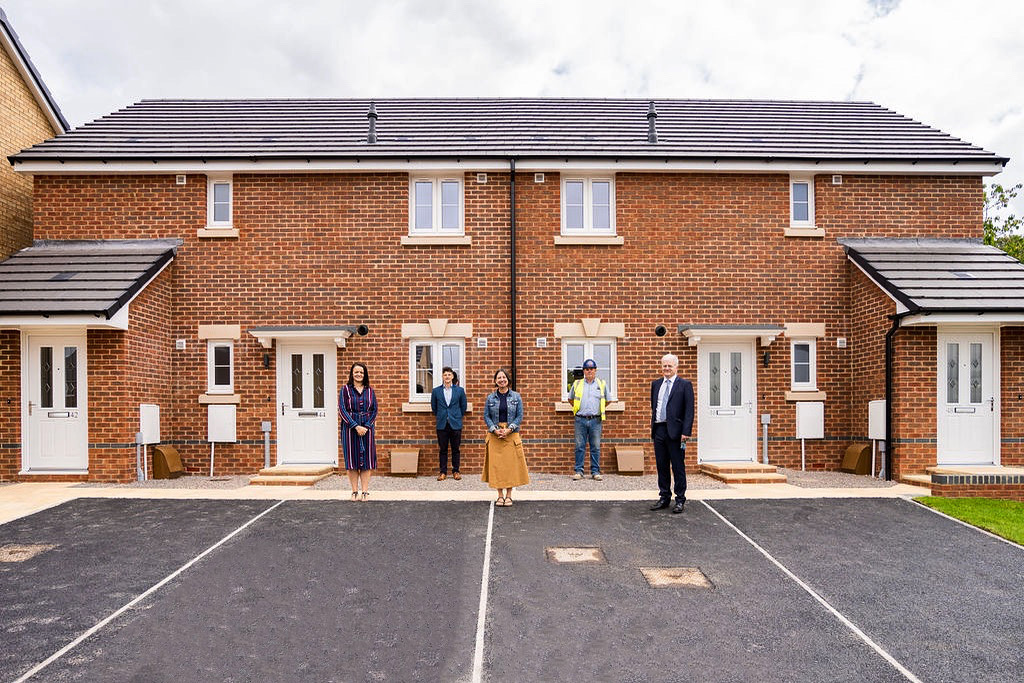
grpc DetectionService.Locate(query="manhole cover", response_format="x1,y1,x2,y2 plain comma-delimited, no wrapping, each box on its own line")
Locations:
546,546,606,564
0,544,57,563
640,567,713,589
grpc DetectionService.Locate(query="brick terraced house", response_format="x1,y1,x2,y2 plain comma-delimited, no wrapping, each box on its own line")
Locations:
2,97,1023,488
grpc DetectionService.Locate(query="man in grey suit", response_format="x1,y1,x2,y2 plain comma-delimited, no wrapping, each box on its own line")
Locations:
431,366,468,480
650,353,694,514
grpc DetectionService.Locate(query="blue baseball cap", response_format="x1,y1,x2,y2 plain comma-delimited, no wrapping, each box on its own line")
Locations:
582,359,597,369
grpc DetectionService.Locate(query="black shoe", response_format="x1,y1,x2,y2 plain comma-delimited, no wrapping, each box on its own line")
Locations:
672,500,685,514
650,499,671,511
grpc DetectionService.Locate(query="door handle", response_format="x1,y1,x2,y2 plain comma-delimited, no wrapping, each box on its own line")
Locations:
990,397,995,412
28,401,34,416
281,402,285,416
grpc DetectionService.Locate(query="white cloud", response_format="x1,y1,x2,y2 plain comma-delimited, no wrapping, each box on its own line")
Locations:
4,0,1022,214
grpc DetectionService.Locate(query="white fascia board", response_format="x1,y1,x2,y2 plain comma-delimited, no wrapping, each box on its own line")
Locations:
11,158,1005,176
0,27,66,134
0,311,127,330
848,257,909,314
902,312,1024,326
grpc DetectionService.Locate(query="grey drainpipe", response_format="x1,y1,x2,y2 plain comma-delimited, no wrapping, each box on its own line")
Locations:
884,312,910,481
509,158,517,388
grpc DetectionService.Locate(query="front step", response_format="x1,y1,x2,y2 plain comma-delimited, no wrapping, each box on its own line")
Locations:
700,461,787,484
900,473,932,487
249,465,335,486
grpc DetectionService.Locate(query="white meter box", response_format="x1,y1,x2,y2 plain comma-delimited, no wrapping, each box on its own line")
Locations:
868,400,886,440
139,404,160,444
795,401,824,439
208,404,237,443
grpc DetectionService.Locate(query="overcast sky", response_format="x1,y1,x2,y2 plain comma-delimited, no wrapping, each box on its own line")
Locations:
5,0,1023,216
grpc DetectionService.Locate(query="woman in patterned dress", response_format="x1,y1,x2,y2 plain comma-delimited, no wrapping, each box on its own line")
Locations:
339,362,377,501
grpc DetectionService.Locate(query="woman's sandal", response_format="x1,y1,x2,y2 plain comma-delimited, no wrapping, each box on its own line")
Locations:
496,497,506,507
351,492,359,501
504,497,513,506
361,492,370,501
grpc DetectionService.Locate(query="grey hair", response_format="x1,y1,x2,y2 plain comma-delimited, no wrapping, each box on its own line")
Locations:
661,353,679,366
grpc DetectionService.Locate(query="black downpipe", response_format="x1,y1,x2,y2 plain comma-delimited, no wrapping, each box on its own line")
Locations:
884,313,905,481
509,158,517,388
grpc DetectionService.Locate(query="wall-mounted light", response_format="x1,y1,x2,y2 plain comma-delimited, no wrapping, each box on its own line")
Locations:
762,351,770,367
356,324,370,336
654,325,667,337
262,352,271,369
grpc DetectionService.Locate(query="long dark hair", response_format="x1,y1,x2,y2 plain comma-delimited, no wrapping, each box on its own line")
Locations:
442,365,460,386
347,362,370,387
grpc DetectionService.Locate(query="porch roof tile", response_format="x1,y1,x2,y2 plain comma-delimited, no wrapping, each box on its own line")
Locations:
841,238,1024,313
0,239,180,318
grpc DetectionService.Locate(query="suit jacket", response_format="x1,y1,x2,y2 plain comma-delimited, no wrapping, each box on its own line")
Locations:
650,376,695,441
431,384,468,431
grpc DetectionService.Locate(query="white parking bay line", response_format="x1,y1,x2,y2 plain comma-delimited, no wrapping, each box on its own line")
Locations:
471,501,496,683
14,500,286,683
701,501,923,683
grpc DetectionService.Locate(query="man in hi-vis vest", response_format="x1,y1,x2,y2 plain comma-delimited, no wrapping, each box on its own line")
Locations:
570,358,609,481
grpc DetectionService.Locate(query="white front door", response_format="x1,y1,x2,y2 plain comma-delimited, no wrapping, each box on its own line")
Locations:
937,331,996,465
697,342,756,462
276,344,337,465
24,334,88,471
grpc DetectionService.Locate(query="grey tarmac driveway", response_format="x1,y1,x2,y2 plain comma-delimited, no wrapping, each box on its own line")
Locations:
710,498,1024,683
2,497,1021,682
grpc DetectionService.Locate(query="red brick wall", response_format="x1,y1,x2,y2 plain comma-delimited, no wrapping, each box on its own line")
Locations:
19,171,989,480
891,326,937,477
1001,328,1024,468
0,331,20,479
931,483,1024,501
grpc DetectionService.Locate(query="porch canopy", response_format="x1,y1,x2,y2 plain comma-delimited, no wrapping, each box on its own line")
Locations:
842,238,1024,325
0,239,180,329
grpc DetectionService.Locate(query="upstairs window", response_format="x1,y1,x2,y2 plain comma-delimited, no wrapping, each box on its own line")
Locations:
790,175,814,227
790,339,817,392
562,176,615,235
207,175,233,228
410,176,463,234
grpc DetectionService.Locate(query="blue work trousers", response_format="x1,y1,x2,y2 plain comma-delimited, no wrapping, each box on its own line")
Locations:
574,415,602,475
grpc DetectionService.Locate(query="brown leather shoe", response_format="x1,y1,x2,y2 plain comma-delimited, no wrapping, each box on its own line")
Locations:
437,473,447,481
453,472,462,480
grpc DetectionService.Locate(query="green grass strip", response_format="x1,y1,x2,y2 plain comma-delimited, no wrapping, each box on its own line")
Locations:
914,496,1024,545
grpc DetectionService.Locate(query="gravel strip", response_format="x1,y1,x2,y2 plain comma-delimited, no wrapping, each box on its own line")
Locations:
312,472,730,491
73,475,251,489
779,468,895,489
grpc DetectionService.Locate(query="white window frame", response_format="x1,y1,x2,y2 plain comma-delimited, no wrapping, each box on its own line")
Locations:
408,338,466,402
561,175,616,235
561,338,617,401
207,340,234,394
408,175,464,235
790,175,815,228
790,338,817,392
207,174,233,228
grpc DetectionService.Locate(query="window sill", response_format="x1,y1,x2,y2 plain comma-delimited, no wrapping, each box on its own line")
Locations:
553,235,624,246
783,226,825,238
785,391,826,402
197,227,239,238
401,402,474,413
199,393,241,404
401,235,472,246
554,401,625,412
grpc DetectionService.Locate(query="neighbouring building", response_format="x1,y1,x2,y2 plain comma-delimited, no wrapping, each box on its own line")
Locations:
2,97,1022,486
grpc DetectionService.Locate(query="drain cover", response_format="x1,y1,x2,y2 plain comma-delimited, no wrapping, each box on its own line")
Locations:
0,544,57,563
640,567,713,589
546,546,606,564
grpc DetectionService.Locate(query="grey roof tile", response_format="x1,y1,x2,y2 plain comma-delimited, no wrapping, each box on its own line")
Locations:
0,239,180,317
841,238,1024,312
9,98,1007,163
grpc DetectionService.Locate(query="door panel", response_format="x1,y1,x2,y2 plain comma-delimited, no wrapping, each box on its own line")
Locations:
25,335,88,471
698,342,756,462
937,332,995,465
276,344,337,465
